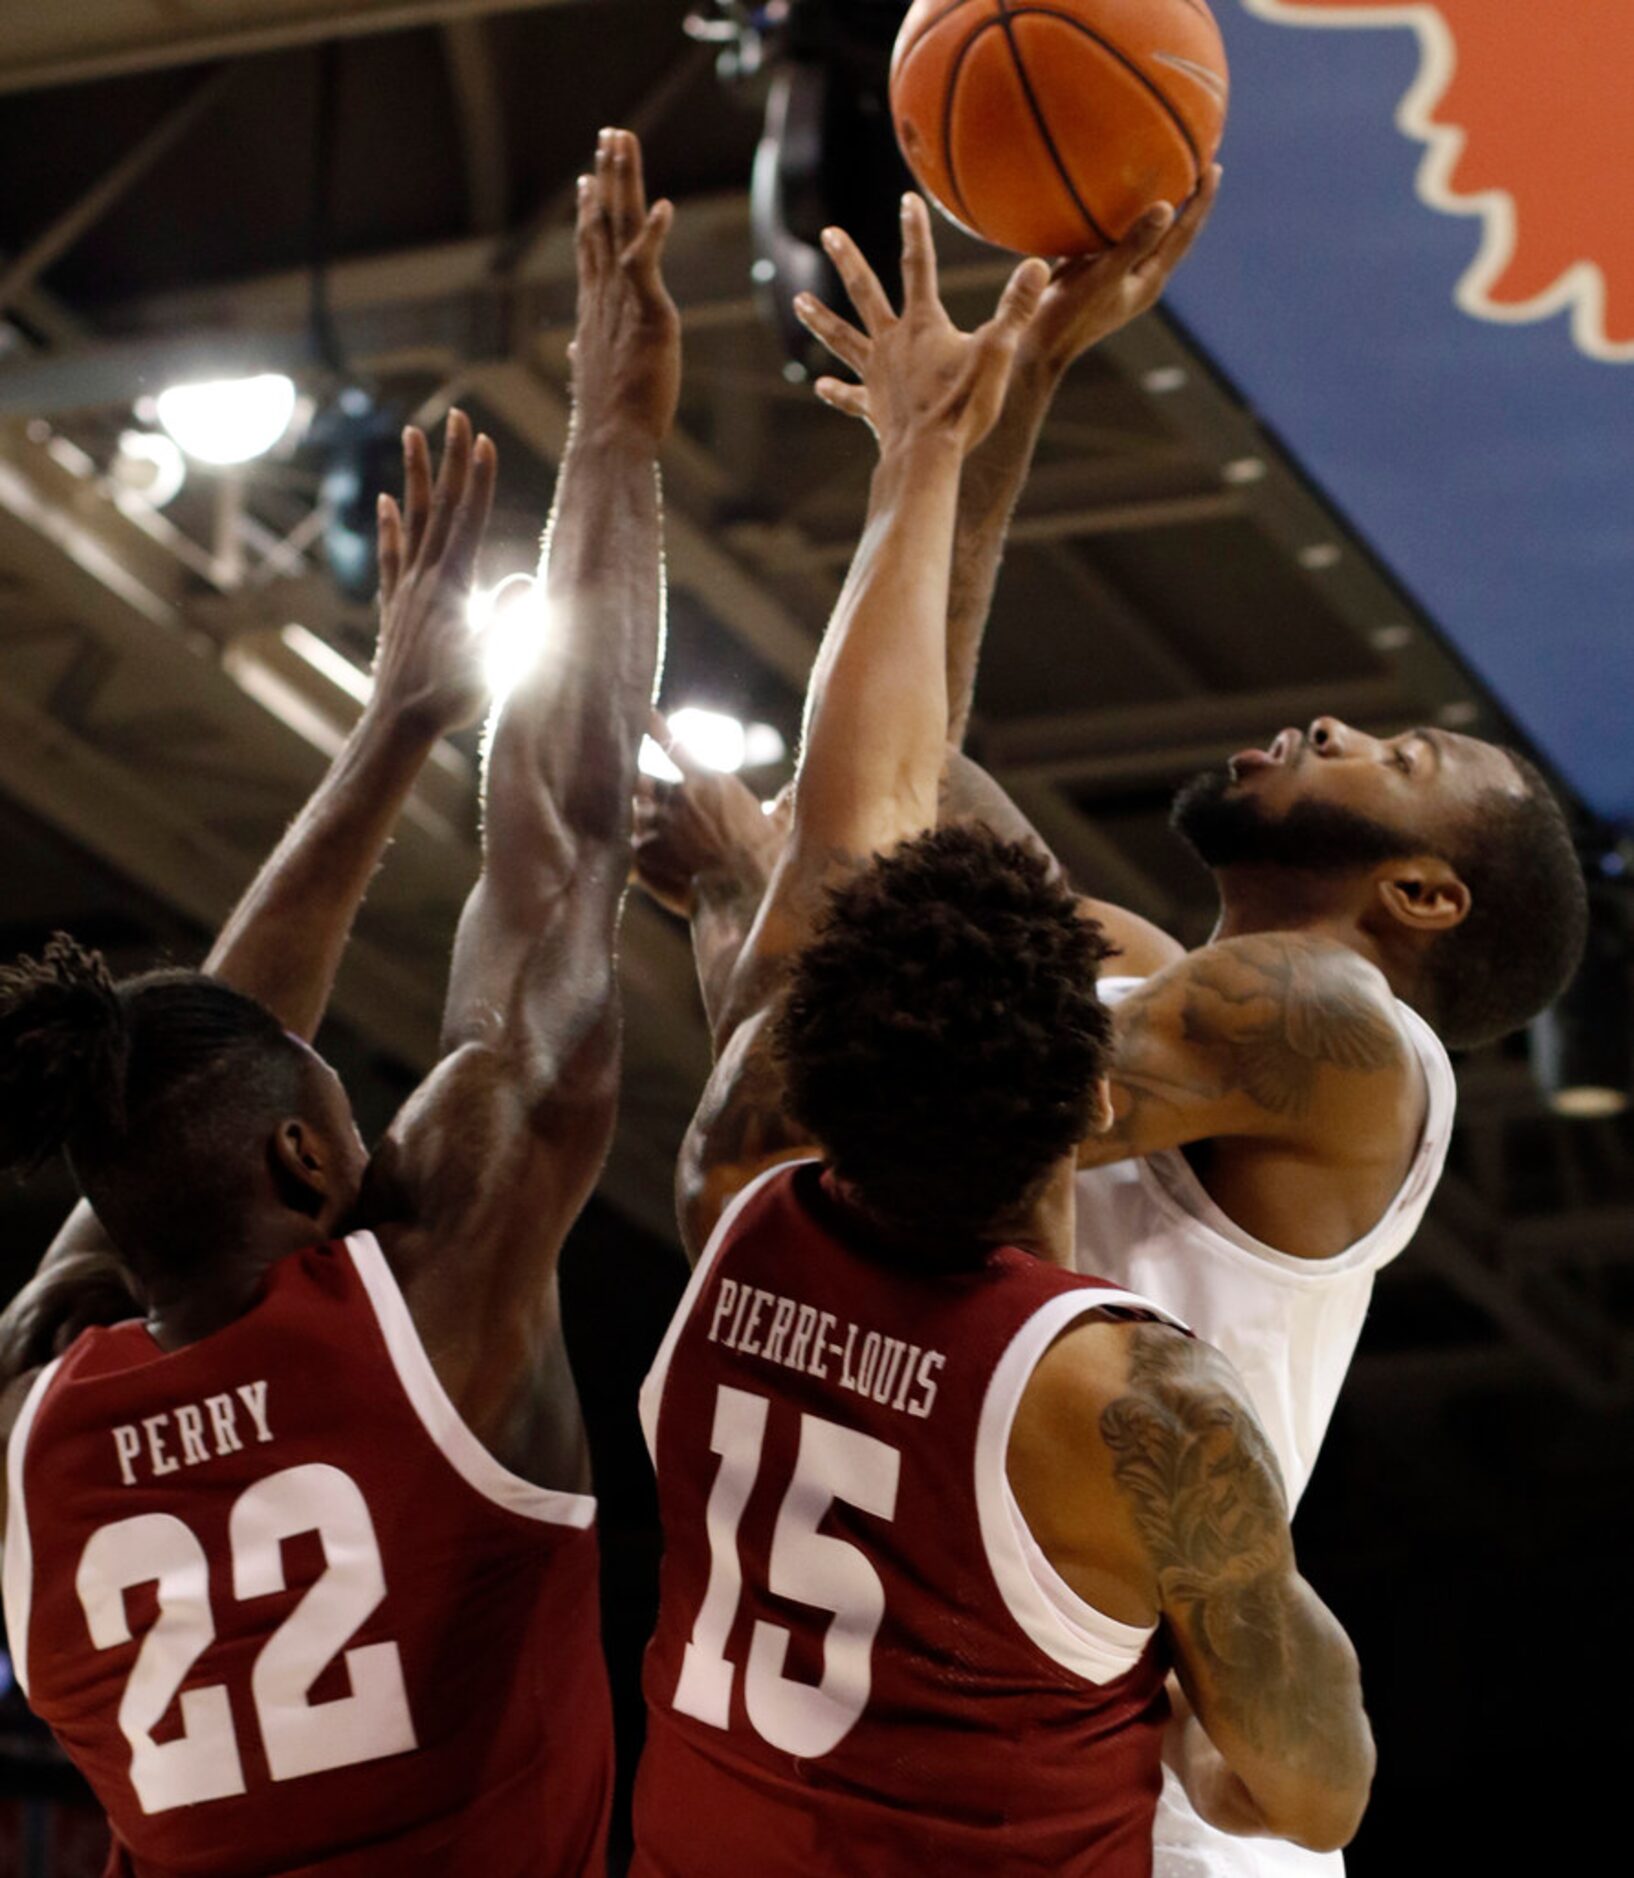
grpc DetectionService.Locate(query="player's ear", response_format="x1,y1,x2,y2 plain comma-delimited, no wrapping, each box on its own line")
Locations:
1085,1075,1115,1136
1373,856,1471,936
270,1119,332,1216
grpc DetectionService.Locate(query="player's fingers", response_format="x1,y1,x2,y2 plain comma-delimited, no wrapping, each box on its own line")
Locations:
574,173,605,283
1116,202,1176,273
992,257,1051,337
821,225,894,334
421,409,471,567
401,425,433,564
1151,163,1221,272
899,192,939,312
606,127,647,255
813,377,872,422
441,433,498,588
793,293,871,374
622,199,675,291
377,494,403,606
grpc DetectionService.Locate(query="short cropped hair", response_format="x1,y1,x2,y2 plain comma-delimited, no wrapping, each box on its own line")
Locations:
1427,751,1589,1048
773,825,1116,1264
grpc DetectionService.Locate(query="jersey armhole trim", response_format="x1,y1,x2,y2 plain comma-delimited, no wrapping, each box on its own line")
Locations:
974,1288,1183,1687
343,1232,595,1530
2,1357,64,1699
638,1158,821,1463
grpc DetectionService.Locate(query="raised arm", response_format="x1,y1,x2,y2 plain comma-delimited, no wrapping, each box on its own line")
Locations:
361,130,676,1473
1012,1318,1374,1853
673,198,1046,1256
204,417,492,1033
0,421,495,1380
946,172,1219,744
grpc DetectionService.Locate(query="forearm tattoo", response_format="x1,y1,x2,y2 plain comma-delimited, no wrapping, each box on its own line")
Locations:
1101,1329,1359,1776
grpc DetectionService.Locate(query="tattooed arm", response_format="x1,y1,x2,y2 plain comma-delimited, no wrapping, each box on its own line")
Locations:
1079,932,1419,1169
1102,1326,1374,1849
1011,1319,1374,1852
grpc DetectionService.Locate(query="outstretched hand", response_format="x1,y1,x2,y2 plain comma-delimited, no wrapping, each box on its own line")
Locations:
794,193,1050,459
1024,166,1222,376
571,126,680,446
373,410,497,738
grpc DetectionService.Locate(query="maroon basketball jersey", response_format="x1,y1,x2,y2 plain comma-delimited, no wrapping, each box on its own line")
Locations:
633,1161,1185,1878
2,1233,612,1878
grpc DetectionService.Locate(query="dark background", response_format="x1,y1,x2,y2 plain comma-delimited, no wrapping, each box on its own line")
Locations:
0,3,1629,1872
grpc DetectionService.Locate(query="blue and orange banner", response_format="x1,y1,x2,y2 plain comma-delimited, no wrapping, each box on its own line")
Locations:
1170,3,1633,824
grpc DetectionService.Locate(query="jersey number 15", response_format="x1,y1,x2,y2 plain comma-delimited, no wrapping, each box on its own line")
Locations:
673,1384,901,1758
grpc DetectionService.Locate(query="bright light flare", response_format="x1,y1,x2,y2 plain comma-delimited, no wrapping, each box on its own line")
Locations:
640,711,787,781
468,574,550,704
667,707,746,774
639,737,684,783
155,373,297,465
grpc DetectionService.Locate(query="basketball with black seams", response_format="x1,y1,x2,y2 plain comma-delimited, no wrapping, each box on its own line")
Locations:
889,0,1229,257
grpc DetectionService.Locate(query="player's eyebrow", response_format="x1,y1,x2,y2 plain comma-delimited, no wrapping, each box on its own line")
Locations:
1411,729,1446,771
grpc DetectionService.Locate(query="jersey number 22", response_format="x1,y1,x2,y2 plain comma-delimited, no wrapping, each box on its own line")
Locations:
76,1461,416,1815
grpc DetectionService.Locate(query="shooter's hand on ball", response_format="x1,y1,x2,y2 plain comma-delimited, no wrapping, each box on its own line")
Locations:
1024,164,1222,378
794,193,1050,458
570,126,680,445
372,409,498,738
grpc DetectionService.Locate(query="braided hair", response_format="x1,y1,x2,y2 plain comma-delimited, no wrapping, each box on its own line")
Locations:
0,936,312,1375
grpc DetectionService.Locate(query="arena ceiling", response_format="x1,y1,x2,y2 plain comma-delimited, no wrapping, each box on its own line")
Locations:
0,0,1628,1437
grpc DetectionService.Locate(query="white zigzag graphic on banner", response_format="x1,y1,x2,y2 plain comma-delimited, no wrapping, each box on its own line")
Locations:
1239,1,1634,364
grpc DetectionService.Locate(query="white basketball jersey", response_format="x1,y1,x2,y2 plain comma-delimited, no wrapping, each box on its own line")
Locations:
1076,975,1457,1878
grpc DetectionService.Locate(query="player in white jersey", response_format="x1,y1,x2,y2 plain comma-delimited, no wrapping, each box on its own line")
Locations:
633,195,1588,1873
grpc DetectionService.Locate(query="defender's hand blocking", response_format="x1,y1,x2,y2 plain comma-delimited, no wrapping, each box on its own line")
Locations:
795,194,1049,458
373,410,497,738
571,127,680,446
1023,166,1221,377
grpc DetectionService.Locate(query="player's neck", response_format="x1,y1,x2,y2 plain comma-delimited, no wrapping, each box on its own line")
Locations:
139,1214,317,1351
1212,868,1388,965
1210,878,1432,1014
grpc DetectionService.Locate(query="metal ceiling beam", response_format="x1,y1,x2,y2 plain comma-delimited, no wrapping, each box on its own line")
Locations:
0,68,236,320
0,0,588,98
983,678,1413,780
441,21,509,238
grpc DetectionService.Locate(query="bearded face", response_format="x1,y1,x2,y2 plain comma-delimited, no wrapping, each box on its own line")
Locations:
1170,767,1421,877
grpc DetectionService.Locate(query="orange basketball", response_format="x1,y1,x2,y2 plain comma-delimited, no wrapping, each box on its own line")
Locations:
890,0,1229,257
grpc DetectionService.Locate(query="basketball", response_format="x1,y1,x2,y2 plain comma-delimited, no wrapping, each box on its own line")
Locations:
889,0,1230,257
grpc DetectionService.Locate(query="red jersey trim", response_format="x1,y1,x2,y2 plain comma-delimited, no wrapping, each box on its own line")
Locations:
2,1354,64,1698
343,1233,595,1530
975,1287,1188,1686
639,1159,821,1463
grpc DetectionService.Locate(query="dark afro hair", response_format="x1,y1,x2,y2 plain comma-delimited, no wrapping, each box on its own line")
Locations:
1426,751,1588,1049
773,824,1116,1262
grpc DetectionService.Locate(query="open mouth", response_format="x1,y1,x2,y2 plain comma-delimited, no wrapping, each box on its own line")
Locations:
1228,728,1303,782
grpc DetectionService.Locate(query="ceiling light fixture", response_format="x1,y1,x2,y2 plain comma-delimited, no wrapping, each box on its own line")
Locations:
155,373,298,465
